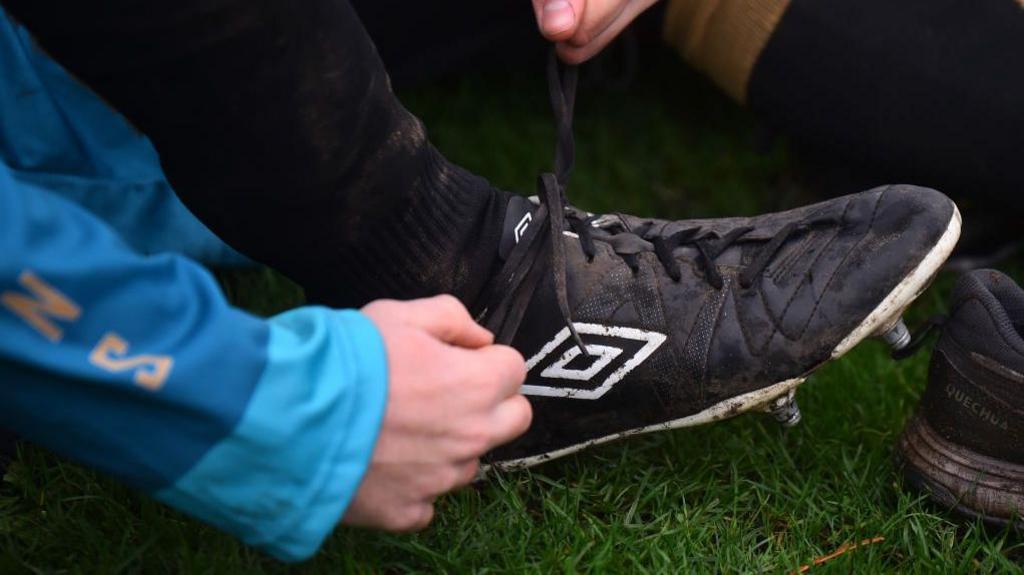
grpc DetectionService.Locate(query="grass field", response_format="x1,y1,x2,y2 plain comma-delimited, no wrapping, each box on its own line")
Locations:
2,50,1022,573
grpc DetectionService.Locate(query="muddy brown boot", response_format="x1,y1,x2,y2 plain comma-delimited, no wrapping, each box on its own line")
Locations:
896,269,1024,530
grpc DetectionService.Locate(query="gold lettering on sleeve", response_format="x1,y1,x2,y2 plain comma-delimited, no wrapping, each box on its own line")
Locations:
89,333,174,391
2,271,81,342
4,270,174,391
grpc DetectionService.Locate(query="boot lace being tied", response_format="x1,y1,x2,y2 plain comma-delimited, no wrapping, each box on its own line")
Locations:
486,51,841,356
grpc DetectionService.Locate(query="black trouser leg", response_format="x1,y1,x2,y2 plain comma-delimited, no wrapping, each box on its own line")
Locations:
349,0,541,89
3,0,511,308
350,0,666,89
663,0,1024,214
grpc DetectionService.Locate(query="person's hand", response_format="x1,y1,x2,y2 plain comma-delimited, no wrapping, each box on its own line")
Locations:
532,0,661,64
343,295,531,531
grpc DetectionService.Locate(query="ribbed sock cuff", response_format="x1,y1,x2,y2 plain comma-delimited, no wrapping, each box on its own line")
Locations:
314,144,512,310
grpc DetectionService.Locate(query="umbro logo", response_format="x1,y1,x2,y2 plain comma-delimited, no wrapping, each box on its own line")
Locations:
522,323,666,400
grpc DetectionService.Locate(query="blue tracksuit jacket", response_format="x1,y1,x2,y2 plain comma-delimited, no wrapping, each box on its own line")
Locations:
0,9,388,561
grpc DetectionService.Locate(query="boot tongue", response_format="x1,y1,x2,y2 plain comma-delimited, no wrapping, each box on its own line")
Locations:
498,195,539,260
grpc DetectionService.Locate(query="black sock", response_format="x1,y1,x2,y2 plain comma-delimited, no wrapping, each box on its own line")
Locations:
4,0,511,308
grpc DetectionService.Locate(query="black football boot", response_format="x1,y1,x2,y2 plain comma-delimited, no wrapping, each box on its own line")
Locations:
477,56,962,470
896,270,1024,530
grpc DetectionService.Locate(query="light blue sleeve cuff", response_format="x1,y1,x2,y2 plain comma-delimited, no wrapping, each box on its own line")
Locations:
155,307,389,562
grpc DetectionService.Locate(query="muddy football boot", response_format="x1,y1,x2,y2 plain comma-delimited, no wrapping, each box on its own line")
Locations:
476,56,962,469
896,270,1024,529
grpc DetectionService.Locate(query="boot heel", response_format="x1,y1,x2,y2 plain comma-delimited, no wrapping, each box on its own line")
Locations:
897,414,1024,530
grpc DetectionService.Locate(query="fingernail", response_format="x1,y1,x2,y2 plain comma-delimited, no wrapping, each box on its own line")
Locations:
542,0,575,35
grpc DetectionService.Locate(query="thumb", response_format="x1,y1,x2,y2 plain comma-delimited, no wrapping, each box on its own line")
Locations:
533,0,584,41
401,295,494,349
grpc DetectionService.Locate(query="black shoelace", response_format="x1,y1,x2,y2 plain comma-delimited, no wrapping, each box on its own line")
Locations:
483,52,841,356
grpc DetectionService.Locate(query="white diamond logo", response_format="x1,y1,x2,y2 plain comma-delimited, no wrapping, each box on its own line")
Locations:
540,344,622,381
522,323,666,400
